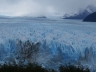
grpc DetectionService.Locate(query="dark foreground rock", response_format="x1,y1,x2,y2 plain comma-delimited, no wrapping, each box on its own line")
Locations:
83,12,96,22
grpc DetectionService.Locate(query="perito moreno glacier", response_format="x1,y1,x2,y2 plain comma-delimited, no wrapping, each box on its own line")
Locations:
0,18,96,71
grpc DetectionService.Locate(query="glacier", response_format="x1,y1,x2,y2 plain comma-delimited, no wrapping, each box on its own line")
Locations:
0,18,96,70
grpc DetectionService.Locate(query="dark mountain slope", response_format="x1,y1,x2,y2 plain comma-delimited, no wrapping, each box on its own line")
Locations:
83,12,96,22
63,5,96,19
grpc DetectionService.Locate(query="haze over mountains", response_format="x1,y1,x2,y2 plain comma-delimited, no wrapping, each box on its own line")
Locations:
0,5,96,20
0,0,96,17
63,5,96,19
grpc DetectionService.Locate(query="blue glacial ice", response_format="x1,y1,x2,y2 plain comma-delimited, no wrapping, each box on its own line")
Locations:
0,18,96,69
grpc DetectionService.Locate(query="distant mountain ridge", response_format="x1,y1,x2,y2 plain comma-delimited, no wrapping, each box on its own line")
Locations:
83,12,96,22
0,15,47,19
0,15,11,19
63,5,96,19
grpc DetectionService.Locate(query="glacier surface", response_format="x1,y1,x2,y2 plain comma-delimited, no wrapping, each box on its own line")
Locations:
0,18,96,70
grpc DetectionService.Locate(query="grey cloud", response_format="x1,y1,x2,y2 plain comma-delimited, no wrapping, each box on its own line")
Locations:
0,0,95,16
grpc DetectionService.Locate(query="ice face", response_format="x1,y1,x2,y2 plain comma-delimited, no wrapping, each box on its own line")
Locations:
0,18,96,69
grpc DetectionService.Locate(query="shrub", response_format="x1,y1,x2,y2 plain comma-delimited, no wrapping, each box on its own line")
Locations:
15,40,40,64
0,63,90,72
59,65,90,72
0,63,55,72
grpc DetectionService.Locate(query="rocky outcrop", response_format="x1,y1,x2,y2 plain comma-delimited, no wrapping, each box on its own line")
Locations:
83,12,96,22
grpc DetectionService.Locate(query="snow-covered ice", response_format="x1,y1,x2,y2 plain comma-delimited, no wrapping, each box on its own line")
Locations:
0,18,96,70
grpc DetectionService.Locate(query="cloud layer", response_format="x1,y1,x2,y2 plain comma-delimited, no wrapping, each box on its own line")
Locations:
0,0,96,16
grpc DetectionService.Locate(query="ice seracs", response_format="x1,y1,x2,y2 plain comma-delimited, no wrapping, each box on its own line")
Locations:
0,18,95,70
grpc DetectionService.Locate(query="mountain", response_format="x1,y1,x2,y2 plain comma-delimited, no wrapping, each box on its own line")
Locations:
0,15,47,20
83,12,96,22
0,15,10,19
36,16,46,18
63,5,96,19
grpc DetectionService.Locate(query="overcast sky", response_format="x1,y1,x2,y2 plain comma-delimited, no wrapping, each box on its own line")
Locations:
0,0,96,16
